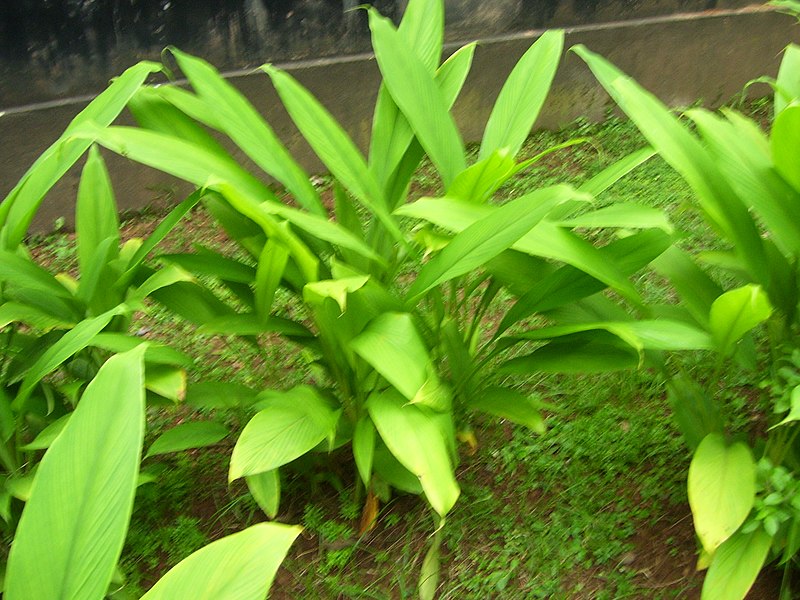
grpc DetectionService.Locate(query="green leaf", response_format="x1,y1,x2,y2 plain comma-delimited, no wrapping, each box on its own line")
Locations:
709,284,773,357
89,333,193,367
158,253,255,284
513,319,713,354
1,61,161,249
701,528,772,600
688,434,756,553
14,306,128,408
406,186,579,300
145,422,229,459
303,276,370,312
353,416,376,487
556,202,673,232
772,104,800,192
771,385,800,430
667,375,723,451
368,10,466,187
447,150,517,204
262,66,406,248
652,246,722,328
418,533,441,600
5,346,146,600
185,381,259,411
76,145,119,277
122,191,203,280
468,387,546,434
0,250,74,299
255,238,290,321
20,414,71,451
350,312,431,401
140,522,301,600
775,43,800,115
170,50,325,216
229,386,340,480
501,334,639,374
578,146,657,196
480,30,564,160
129,265,195,303
0,301,73,330
573,45,767,279
246,470,281,519
367,390,459,516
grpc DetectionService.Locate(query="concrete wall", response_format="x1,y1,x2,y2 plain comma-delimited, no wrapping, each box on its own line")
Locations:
1,4,797,231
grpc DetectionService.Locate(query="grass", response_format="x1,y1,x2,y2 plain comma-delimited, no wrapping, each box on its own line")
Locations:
26,104,779,598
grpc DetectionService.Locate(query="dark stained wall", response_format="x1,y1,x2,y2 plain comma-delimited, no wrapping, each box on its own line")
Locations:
0,0,753,108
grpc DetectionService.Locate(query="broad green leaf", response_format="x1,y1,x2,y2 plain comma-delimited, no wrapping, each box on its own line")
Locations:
350,312,431,400
399,194,640,301
129,85,230,155
186,381,259,411
770,385,800,430
140,522,301,600
406,186,579,300
468,387,546,434
667,375,723,451
171,49,325,216
158,253,255,284
701,528,772,600
578,146,657,196
255,238,290,321
20,414,71,451
151,281,235,325
687,108,800,258
652,246,722,328
123,191,203,280
556,203,673,232
709,284,773,357
368,0,444,187
775,43,800,115
480,30,564,159
14,305,128,408
230,386,340,480
369,10,466,187
370,42,475,196
89,333,193,367
0,301,73,330
129,265,195,303
303,276,370,312
5,347,146,600
418,533,441,600
513,319,712,354
76,145,119,277
372,442,424,494
501,335,640,374
5,472,36,502
246,470,281,519
145,365,186,403
573,45,767,278
145,422,229,459
447,150,517,204
367,390,459,516
1,61,161,249
772,104,800,192
262,66,406,248
688,434,756,553
0,250,74,299
496,229,672,334
353,416,376,487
